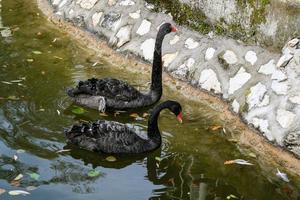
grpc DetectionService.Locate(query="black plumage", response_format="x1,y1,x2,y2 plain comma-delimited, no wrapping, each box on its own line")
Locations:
66,23,177,111
65,100,183,154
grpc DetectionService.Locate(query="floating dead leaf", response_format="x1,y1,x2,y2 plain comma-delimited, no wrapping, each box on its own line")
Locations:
26,186,37,191
26,58,34,62
1,81,12,85
129,113,139,118
10,80,23,83
155,157,162,162
224,159,253,166
87,170,101,177
17,149,26,153
142,113,149,118
41,71,46,75
71,106,86,115
248,153,257,158
0,188,6,195
92,62,98,67
56,149,71,153
114,111,120,117
276,168,289,182
36,32,42,36
52,38,57,43
28,173,40,181
10,180,20,187
105,156,117,162
54,56,63,60
99,113,108,117
13,154,18,161
32,50,42,55
39,108,45,112
226,194,238,199
8,190,30,196
228,139,238,143
7,96,19,100
57,110,60,115
13,174,23,181
210,125,222,131
135,117,145,121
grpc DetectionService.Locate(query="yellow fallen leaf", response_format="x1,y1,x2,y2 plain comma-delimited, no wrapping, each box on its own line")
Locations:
13,174,23,181
211,125,222,131
129,113,139,118
0,188,6,195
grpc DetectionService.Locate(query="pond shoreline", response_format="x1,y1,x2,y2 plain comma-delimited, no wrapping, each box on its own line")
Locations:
37,0,300,177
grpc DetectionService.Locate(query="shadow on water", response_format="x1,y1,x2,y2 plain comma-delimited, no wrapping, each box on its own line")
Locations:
0,0,299,199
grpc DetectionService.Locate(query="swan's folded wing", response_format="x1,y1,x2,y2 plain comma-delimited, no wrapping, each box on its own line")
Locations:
68,78,142,101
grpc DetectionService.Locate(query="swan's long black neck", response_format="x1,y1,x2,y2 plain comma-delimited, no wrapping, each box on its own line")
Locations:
149,30,167,101
147,102,169,143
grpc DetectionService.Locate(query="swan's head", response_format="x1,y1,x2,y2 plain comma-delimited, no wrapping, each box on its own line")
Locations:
159,23,177,35
166,100,183,123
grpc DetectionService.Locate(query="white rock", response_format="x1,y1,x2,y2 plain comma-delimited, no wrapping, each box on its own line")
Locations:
52,0,61,6
169,35,179,45
107,0,116,6
258,95,270,107
58,0,67,8
287,38,299,47
245,50,257,65
119,0,135,6
198,69,221,94
207,31,214,39
77,0,98,9
276,53,293,68
185,58,195,68
172,58,195,78
205,48,216,61
249,118,273,141
69,9,74,15
173,64,188,79
258,59,276,75
92,12,103,27
140,38,155,61
115,25,131,48
271,80,288,95
129,10,140,19
228,67,251,95
136,20,151,36
271,70,287,81
232,99,240,113
289,95,300,104
1,29,12,38
162,52,178,67
184,38,199,49
221,50,238,65
247,82,267,110
276,109,296,128
145,2,154,9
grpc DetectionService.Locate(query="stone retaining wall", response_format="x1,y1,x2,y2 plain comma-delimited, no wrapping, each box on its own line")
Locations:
47,0,300,156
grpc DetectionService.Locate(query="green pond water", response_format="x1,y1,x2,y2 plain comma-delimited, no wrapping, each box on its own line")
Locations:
0,0,299,199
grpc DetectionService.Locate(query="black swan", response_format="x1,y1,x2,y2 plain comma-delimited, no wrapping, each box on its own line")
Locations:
65,100,183,154
66,23,177,111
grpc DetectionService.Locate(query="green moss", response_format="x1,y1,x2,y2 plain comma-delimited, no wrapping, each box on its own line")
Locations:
145,0,271,43
146,0,212,34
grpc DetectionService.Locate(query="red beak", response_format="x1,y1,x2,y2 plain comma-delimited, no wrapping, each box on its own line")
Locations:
176,112,183,123
171,25,177,32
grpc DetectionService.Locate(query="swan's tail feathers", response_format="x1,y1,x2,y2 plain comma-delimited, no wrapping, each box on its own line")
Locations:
64,123,90,140
66,87,77,97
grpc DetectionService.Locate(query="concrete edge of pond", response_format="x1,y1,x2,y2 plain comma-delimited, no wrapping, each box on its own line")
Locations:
36,0,300,177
